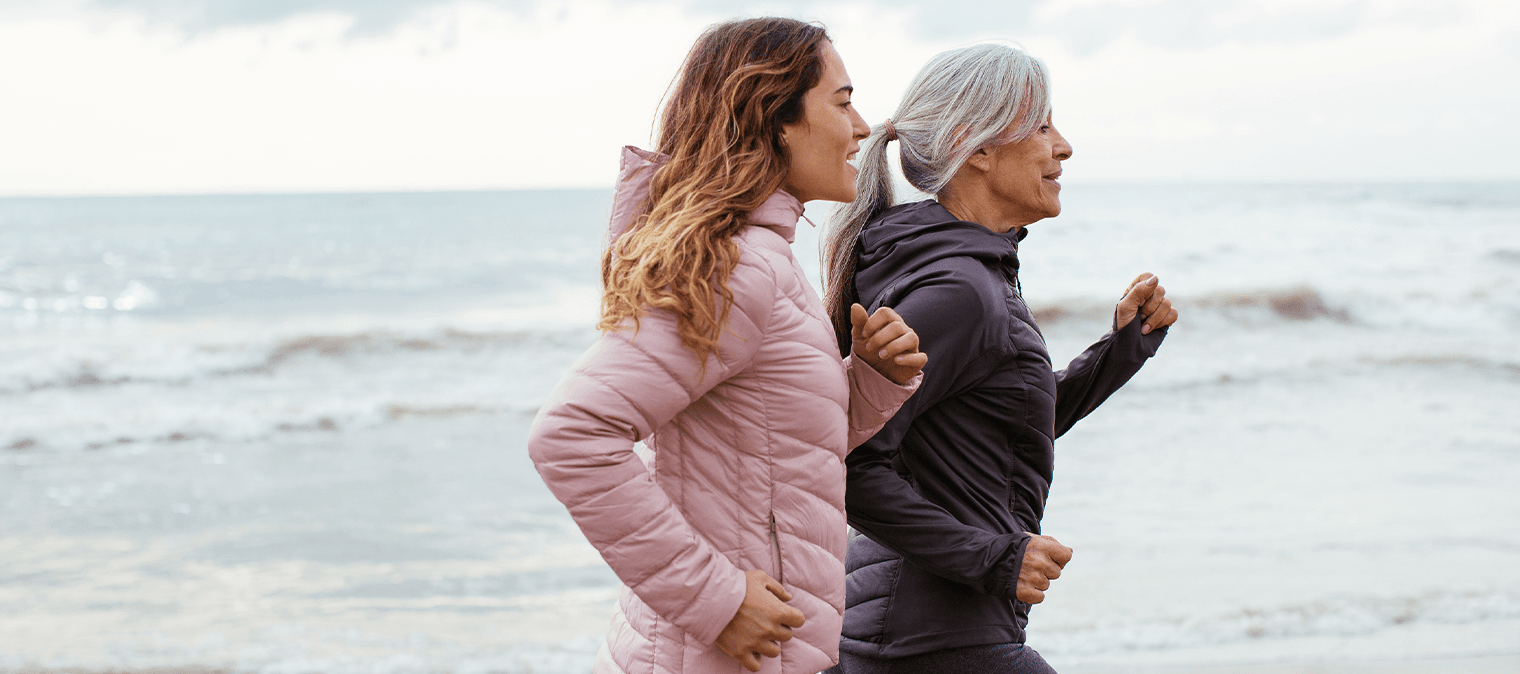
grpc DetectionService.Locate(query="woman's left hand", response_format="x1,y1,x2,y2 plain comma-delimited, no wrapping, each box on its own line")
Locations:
1115,272,1179,335
851,303,928,385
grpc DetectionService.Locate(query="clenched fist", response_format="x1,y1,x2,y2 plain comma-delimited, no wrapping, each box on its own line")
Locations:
851,303,927,385
1115,273,1179,335
1016,533,1073,605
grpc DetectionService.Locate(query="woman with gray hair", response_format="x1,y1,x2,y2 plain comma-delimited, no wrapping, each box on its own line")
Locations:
821,44,1178,673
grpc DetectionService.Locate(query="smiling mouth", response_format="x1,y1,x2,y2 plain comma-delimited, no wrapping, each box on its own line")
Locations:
1044,170,1062,185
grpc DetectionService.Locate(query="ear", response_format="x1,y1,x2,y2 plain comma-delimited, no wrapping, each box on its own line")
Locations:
775,119,796,149
963,145,995,173
950,124,993,173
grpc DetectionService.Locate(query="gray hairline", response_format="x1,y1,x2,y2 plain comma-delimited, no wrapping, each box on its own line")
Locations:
892,42,1053,196
820,41,1053,352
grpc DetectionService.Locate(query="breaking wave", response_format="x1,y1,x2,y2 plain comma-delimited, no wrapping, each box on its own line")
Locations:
1031,287,1351,325
0,327,595,396
0,326,597,452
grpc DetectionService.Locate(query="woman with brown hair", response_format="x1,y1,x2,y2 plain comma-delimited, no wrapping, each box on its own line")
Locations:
528,17,927,674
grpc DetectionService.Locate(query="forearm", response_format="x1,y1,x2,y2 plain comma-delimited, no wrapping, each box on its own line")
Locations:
844,450,1027,599
529,395,747,644
527,333,751,644
844,351,922,450
1053,316,1166,436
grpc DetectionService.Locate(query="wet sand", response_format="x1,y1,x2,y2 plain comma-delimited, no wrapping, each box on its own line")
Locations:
1062,654,1520,674
7,656,1520,674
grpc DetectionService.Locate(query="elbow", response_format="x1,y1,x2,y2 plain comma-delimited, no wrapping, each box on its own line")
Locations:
527,404,643,477
525,424,553,469
525,406,568,468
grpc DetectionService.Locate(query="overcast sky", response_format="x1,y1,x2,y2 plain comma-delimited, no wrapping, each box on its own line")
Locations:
1,0,1517,195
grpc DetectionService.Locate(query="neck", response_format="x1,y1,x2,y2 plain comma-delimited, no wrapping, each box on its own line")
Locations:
938,181,1035,235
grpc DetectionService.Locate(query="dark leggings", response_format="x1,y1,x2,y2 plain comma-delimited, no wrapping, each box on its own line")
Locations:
825,643,1057,674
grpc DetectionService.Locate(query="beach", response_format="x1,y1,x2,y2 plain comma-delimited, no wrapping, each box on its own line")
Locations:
1069,654,1520,673
3,184,1517,672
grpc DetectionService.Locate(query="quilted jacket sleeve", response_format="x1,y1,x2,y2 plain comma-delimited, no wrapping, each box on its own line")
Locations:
1052,315,1167,437
526,257,776,646
843,352,922,450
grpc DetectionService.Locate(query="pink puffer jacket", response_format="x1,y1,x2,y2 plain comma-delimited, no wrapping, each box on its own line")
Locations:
528,146,919,674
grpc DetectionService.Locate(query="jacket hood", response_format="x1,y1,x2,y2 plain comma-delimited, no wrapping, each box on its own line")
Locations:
608,145,804,244
855,200,1028,302
607,146,667,244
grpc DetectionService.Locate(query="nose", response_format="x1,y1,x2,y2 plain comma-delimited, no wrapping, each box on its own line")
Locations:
1052,125,1072,160
849,104,870,140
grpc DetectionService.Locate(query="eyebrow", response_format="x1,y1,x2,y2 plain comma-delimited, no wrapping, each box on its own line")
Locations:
837,85,854,95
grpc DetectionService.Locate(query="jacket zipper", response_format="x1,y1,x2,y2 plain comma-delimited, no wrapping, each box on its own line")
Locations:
768,512,785,584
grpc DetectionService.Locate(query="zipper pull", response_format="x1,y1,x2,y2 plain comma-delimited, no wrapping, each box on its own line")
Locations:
769,513,785,585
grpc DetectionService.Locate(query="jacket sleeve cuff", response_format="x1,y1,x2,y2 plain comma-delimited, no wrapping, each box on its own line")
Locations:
996,533,1032,603
681,562,748,645
844,352,923,449
1112,310,1167,359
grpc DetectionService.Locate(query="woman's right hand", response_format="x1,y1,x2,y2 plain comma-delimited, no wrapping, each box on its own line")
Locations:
716,569,807,672
1115,272,1179,335
851,303,928,385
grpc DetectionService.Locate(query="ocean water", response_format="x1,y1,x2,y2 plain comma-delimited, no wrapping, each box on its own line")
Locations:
1,184,1517,672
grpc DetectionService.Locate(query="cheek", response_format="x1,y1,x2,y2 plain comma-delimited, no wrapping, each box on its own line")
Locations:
786,130,815,174
804,145,830,179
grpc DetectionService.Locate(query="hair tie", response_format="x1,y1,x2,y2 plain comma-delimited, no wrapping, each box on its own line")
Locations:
883,119,898,142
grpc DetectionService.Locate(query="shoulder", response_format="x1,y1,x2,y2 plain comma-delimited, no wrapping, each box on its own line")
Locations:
880,261,1005,360
720,228,791,338
734,223,795,273
730,226,792,294
894,256,1007,318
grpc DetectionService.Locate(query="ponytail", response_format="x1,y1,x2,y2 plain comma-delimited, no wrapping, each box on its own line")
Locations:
822,124,896,356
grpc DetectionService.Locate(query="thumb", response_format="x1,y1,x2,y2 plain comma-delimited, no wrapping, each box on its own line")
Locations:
1124,273,1155,301
850,303,869,342
1121,273,1158,306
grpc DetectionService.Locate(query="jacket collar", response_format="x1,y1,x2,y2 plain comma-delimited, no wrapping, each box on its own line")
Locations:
746,189,805,243
854,199,1029,302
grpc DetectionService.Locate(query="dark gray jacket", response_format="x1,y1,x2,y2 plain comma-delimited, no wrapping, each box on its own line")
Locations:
839,200,1166,659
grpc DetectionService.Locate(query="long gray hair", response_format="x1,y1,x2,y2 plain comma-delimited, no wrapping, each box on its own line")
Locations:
822,43,1052,350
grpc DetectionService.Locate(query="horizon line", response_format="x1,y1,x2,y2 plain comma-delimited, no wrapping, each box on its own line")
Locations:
4,178,1519,200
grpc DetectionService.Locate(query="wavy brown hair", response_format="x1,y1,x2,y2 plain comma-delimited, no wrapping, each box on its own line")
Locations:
599,17,829,372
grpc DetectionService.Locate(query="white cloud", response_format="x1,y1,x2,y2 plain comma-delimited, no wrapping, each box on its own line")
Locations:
0,2,711,193
1041,0,1520,180
0,0,1516,194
